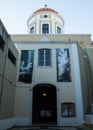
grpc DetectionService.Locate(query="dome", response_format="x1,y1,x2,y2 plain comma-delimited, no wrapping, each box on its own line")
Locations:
33,7,58,14
27,6,64,34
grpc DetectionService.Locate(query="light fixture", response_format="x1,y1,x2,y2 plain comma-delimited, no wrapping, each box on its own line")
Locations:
43,92,47,96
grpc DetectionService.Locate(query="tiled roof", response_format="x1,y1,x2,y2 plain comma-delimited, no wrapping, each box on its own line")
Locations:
33,8,58,14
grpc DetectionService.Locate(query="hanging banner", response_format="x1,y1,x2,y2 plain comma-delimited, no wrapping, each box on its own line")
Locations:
18,50,34,83
56,48,71,82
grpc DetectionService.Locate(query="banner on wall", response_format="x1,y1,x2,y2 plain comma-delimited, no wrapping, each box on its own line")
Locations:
18,50,34,83
56,48,71,82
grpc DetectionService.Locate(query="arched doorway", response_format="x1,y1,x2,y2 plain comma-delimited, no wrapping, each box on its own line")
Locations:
32,84,57,124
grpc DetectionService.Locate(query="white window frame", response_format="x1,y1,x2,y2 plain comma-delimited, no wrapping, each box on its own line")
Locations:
41,22,50,34
38,48,52,67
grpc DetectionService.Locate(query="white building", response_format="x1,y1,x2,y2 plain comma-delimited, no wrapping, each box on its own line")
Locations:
0,6,93,130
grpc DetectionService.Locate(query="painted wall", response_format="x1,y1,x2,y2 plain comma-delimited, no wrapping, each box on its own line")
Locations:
13,40,84,126
0,20,18,121
78,46,90,114
11,34,92,46
86,47,93,103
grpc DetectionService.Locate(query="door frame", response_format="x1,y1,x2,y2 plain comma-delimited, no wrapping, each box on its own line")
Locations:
32,83,57,124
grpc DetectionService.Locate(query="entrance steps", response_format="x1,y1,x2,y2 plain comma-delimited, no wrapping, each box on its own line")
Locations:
7,126,78,130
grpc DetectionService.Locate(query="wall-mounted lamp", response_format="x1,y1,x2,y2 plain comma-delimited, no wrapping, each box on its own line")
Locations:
43,92,47,97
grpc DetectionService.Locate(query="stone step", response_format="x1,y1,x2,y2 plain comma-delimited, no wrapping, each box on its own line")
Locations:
7,126,78,130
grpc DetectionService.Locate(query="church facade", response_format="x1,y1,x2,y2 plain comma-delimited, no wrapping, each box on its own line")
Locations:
0,6,93,130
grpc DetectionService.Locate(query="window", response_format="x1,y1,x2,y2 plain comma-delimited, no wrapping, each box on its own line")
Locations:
38,49,51,66
30,27,34,34
0,35,5,52
41,110,51,117
57,26,61,34
61,103,75,117
44,15,48,18
8,49,16,66
42,24,49,34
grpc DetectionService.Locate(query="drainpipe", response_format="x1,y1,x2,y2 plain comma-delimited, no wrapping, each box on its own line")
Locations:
83,47,91,113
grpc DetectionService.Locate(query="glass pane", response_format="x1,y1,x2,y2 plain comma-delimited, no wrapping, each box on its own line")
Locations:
45,49,51,66
62,104,68,117
42,24,49,34
68,104,75,116
30,27,34,33
57,27,61,34
46,110,51,117
41,110,46,117
46,61,51,66
44,15,48,18
38,49,51,66
38,49,44,66
39,61,44,66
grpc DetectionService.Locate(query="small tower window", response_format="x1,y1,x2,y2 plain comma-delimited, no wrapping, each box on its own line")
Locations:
30,27,34,34
57,26,61,34
42,24,49,34
44,15,48,18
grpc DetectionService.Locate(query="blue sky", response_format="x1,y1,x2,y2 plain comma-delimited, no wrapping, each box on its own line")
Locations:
0,0,93,40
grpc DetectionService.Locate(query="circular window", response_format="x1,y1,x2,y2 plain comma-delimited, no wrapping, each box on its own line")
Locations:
44,15,48,18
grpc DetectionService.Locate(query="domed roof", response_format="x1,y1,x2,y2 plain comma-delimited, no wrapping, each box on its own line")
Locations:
33,7,58,14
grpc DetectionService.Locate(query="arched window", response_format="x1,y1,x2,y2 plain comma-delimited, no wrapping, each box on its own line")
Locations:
61,102,75,117
57,26,61,34
30,26,34,34
38,48,51,66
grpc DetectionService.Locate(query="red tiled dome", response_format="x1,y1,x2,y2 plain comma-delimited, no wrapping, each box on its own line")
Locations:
33,8,58,14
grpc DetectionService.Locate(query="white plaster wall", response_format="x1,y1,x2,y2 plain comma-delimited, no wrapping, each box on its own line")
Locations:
14,41,83,126
72,43,84,125
14,87,30,117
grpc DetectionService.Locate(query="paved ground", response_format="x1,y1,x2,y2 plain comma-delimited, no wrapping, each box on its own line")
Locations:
7,126,81,130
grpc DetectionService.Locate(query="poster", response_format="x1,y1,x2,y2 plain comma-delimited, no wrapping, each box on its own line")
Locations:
18,50,34,83
56,48,71,82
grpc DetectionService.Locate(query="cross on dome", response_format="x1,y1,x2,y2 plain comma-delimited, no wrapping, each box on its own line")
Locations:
45,4,47,8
